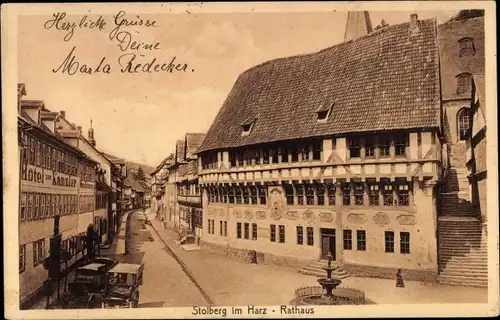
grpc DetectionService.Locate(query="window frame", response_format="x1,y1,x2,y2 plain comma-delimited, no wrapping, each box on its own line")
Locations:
244,222,250,240
278,225,286,243
270,224,276,242
296,226,304,245
349,138,361,159
456,73,472,95
458,108,471,141
356,230,367,251
354,183,364,206
458,37,475,57
368,184,380,206
236,222,242,239
400,232,410,254
284,184,294,206
19,244,26,273
342,183,351,206
384,231,395,253
251,223,257,240
343,229,352,250
306,227,314,246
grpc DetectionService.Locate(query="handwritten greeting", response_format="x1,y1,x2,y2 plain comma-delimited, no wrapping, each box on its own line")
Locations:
44,11,192,75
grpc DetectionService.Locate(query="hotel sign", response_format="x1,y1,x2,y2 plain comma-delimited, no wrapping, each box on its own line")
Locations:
21,164,77,188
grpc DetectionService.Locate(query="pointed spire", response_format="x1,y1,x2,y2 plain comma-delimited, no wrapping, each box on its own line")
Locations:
344,11,373,42
88,119,96,147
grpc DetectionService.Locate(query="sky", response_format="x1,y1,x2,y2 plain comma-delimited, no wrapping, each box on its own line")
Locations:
18,9,457,167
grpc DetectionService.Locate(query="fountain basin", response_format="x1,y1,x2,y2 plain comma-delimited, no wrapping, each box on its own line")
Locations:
317,278,341,289
291,286,373,305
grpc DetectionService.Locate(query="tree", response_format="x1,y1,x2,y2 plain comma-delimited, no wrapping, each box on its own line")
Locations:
135,166,146,182
374,19,389,30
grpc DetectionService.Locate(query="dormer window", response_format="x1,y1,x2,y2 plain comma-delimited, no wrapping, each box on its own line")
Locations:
458,37,475,57
456,73,472,94
240,116,257,137
316,102,334,122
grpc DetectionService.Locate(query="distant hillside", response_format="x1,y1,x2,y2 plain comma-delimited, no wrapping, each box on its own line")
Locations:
126,162,155,175
100,151,155,175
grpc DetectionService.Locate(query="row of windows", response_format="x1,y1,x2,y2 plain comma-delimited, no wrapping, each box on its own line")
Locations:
20,192,79,222
296,226,314,246
385,231,411,254
201,134,414,171
347,134,408,159
236,222,259,241
19,227,107,273
283,181,411,207
207,186,267,205
343,229,367,251
177,184,200,197
343,229,410,254
206,219,228,237
203,140,324,170
23,135,79,176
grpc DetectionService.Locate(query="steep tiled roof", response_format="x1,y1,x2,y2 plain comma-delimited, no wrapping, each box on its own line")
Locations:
198,18,441,153
101,152,126,165
124,173,145,192
185,133,206,159
438,17,484,100
20,100,45,108
152,153,175,175
175,140,186,164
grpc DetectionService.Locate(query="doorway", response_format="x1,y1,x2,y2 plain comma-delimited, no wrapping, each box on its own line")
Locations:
320,228,336,260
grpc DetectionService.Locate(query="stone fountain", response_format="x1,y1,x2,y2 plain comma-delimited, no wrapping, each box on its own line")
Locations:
291,253,372,305
317,253,342,299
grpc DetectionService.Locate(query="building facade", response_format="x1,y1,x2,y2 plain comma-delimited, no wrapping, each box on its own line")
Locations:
175,133,205,240
151,154,175,225
18,94,98,306
56,116,113,245
196,14,443,280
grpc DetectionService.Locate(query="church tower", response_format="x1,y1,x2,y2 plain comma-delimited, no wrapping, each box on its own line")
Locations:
88,119,96,147
344,11,373,42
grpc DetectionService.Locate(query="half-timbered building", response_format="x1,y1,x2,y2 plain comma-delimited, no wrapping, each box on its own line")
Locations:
196,13,444,280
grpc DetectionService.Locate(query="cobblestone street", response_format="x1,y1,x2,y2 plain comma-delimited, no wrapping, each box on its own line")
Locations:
127,211,208,308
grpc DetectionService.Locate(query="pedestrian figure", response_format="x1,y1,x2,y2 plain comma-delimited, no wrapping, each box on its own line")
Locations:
396,269,405,288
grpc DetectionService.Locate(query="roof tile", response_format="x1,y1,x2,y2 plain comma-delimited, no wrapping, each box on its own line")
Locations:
199,19,441,153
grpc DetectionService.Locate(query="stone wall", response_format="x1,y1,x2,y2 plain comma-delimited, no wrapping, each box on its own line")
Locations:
343,263,438,282
200,240,313,269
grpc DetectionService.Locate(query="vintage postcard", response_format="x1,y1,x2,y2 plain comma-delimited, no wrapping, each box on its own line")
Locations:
2,1,499,319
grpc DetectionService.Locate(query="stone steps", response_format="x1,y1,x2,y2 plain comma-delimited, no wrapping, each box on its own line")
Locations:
437,274,488,288
439,264,488,273
299,261,349,279
437,215,488,288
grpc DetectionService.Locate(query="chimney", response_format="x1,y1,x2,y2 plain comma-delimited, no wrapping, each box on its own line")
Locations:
77,126,82,134
344,11,373,42
60,110,66,118
410,13,419,30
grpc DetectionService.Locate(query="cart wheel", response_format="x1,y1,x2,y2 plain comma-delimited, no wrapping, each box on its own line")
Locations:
87,295,96,309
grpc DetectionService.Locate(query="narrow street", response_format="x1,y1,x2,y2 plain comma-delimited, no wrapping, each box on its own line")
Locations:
125,211,208,308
